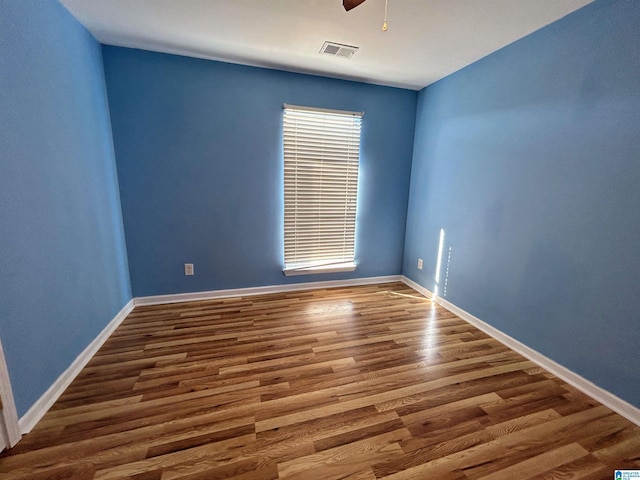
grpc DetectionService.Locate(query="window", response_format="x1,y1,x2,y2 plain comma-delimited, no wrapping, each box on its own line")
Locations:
283,104,363,276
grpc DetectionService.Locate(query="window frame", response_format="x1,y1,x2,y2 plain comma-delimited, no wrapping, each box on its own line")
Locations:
282,104,364,276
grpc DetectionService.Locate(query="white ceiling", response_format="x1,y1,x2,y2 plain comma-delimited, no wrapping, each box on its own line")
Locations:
59,0,594,91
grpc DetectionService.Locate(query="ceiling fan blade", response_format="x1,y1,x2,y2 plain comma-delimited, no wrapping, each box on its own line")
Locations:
343,0,367,12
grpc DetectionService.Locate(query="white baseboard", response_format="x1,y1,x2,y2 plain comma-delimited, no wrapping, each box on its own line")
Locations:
20,274,635,441
16,276,401,438
401,276,640,427
18,299,135,435
134,275,402,306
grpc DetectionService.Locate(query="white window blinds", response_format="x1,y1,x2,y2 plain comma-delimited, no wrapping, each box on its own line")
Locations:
283,104,363,275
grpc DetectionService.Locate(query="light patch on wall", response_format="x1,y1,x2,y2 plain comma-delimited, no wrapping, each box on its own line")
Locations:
443,246,452,297
433,228,445,299
432,229,452,299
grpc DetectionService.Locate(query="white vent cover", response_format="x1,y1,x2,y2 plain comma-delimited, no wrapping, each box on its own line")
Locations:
320,41,359,59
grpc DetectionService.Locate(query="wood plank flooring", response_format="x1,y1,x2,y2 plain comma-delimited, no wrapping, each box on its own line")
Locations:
1,282,638,479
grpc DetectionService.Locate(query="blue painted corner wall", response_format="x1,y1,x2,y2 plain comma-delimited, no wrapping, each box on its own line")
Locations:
0,0,131,416
403,0,640,407
102,48,417,297
2,0,639,421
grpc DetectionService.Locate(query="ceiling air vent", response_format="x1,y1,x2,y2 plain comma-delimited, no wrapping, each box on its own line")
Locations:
320,41,359,59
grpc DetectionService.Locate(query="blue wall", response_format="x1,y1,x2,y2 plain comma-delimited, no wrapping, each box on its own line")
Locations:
3,0,636,419
102,47,417,297
403,0,640,407
0,0,131,416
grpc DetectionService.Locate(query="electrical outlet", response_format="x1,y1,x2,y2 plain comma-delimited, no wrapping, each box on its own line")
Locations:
184,263,194,276
417,258,423,270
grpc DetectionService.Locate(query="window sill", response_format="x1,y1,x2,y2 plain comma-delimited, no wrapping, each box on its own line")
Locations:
283,262,357,277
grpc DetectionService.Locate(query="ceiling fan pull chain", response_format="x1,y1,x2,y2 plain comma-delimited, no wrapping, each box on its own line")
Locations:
382,0,389,31
382,0,389,32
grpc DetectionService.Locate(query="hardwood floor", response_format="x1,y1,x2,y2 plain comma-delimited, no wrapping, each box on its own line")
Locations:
1,282,638,479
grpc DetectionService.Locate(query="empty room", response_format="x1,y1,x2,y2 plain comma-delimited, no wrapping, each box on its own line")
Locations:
1,0,639,478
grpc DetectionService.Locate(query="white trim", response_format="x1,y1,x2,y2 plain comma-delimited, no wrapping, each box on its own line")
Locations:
400,276,434,300
134,275,401,306
400,276,640,427
0,337,21,448
18,277,400,437
283,262,357,277
18,299,135,435
12,274,638,445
